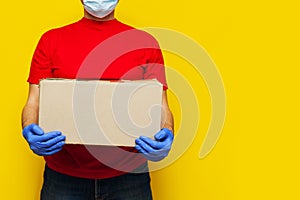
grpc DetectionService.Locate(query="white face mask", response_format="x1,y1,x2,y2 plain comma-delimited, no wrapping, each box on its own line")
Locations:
83,0,118,18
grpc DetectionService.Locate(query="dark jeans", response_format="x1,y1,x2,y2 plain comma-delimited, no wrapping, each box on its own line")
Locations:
41,165,153,200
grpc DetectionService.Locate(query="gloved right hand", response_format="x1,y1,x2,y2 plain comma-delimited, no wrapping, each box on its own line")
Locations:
22,124,66,156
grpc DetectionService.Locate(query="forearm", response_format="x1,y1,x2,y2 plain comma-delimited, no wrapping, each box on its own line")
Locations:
162,107,174,132
161,91,174,133
22,84,40,129
22,103,39,129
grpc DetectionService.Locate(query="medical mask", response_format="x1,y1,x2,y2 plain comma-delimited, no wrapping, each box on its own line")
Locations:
83,0,118,18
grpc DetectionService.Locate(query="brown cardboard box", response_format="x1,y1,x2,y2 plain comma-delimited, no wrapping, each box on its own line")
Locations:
39,79,162,146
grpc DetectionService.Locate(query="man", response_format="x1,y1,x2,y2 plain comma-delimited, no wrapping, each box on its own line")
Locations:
22,0,174,199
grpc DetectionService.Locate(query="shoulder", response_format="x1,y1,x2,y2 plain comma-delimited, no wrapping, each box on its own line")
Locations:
115,20,160,47
39,19,82,39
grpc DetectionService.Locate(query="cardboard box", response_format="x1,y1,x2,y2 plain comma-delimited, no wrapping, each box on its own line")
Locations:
39,79,162,146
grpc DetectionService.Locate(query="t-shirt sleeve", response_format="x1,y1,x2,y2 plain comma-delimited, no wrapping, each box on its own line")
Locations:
143,37,168,90
27,31,53,84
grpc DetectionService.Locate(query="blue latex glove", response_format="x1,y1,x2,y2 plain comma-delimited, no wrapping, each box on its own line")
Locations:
22,124,66,156
135,128,174,162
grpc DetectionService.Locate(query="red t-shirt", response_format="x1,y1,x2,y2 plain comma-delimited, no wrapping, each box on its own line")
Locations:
28,17,167,179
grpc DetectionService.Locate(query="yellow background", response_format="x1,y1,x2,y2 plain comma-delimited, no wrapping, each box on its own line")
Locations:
1,0,299,199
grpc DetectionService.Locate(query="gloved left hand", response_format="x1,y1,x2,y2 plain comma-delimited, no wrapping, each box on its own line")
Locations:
135,128,174,162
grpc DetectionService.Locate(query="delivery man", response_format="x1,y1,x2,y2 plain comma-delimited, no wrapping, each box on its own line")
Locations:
22,0,174,199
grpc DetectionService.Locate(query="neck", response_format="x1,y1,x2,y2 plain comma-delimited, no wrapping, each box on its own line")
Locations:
84,10,115,21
